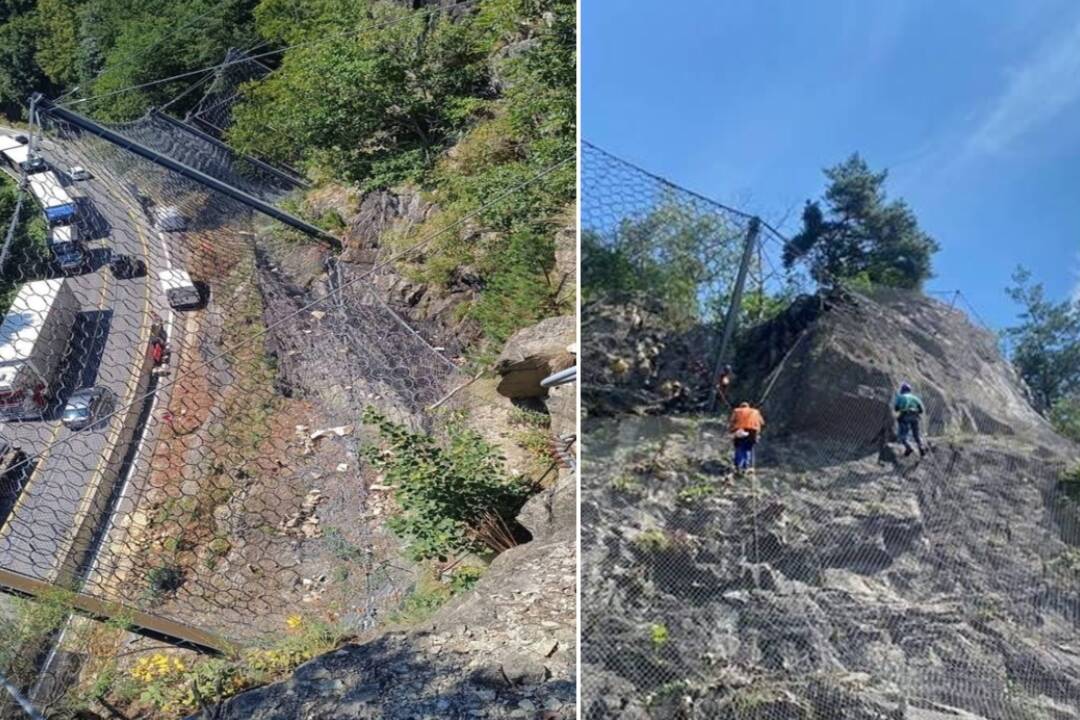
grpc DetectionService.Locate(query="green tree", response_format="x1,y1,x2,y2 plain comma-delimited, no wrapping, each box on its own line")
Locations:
230,0,489,187
582,197,743,329
81,0,261,121
783,154,938,289
1050,394,1080,443
1005,267,1080,414
34,0,81,86
0,2,50,118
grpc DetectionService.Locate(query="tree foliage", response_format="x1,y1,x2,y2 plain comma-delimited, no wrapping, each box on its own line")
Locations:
1005,267,1080,419
230,0,490,188
0,0,260,121
0,0,575,347
783,154,939,290
0,177,48,313
582,198,745,329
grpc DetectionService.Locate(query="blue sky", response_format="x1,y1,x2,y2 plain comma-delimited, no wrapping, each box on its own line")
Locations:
582,0,1080,329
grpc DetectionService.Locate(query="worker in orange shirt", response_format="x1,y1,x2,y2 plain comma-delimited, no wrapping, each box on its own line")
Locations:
729,401,765,472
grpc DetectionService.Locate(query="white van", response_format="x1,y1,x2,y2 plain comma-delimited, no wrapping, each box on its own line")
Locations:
158,269,202,310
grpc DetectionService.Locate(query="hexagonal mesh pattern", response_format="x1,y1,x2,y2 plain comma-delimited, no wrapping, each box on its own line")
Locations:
580,143,1080,719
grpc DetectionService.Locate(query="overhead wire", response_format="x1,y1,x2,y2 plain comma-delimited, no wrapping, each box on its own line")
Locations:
61,1,478,110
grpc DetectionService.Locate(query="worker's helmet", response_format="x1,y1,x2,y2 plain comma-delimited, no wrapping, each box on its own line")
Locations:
899,382,912,394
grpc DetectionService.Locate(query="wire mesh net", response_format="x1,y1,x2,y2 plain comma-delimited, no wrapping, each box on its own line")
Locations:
185,47,274,139
580,144,1080,719
0,101,558,717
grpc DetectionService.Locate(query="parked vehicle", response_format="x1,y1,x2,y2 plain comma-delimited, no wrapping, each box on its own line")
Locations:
28,171,77,225
158,269,202,310
12,134,27,145
109,253,146,279
0,279,80,419
49,225,88,274
61,386,114,430
68,165,91,181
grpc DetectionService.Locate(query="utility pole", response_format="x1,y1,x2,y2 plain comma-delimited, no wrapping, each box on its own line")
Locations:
708,216,760,412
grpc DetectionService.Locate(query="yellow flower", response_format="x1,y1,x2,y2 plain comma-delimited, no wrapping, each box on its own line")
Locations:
286,614,304,631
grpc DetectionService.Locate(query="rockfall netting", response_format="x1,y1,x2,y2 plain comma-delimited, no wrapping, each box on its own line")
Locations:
0,99,571,718
580,143,1080,719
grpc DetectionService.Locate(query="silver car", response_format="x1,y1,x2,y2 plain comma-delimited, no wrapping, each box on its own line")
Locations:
62,387,115,430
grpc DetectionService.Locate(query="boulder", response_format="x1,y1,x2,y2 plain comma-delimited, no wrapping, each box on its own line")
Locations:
496,315,576,399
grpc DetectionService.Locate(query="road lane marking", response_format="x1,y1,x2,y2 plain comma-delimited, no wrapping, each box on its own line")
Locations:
48,212,149,582
85,212,164,588
0,266,114,548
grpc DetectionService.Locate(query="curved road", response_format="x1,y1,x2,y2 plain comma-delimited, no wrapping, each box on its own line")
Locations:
0,129,174,585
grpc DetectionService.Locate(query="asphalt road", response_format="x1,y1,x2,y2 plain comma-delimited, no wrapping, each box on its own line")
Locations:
0,130,175,582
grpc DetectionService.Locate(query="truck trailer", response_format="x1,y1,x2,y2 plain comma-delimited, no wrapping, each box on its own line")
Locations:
0,279,80,419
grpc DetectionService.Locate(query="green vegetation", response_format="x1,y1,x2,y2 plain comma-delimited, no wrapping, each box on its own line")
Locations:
390,565,485,624
783,153,939,290
0,588,75,694
0,0,575,347
633,528,672,553
1005,267,1080,440
0,0,261,119
610,473,643,495
118,615,343,717
0,175,49,313
361,406,532,562
145,563,184,600
677,479,715,503
648,622,669,649
583,198,743,329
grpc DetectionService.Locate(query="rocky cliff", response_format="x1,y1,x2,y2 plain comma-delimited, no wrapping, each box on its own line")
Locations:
582,290,1080,719
201,469,576,720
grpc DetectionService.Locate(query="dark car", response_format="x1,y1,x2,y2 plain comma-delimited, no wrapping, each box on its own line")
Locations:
109,254,146,279
61,387,115,431
52,241,89,275
13,134,27,144
0,440,28,521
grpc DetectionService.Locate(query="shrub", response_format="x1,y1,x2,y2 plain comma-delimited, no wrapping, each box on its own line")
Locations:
146,565,183,600
633,529,672,553
649,623,669,649
360,407,532,561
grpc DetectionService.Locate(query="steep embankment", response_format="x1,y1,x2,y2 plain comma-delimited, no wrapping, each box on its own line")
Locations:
582,290,1080,719
203,470,576,720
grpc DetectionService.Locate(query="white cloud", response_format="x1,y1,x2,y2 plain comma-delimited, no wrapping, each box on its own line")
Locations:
970,17,1080,154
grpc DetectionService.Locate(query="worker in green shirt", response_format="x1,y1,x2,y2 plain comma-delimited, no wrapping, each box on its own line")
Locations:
893,382,926,457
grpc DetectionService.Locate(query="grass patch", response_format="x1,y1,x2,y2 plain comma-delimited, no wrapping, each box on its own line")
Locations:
633,529,672,553
391,565,485,625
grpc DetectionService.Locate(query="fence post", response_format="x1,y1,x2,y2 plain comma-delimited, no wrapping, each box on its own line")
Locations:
708,216,760,412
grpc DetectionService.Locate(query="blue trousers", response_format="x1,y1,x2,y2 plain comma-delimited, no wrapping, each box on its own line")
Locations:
733,436,756,470
897,415,922,449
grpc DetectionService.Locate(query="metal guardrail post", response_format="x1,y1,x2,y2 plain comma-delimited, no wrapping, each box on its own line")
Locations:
34,95,338,247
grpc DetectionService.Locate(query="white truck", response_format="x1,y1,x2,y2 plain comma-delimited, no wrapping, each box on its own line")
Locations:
48,224,88,274
158,269,202,310
0,279,80,419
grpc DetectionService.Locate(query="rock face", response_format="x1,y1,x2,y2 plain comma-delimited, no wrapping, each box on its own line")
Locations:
496,315,576,400
738,287,1059,450
202,473,577,720
581,292,1080,719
